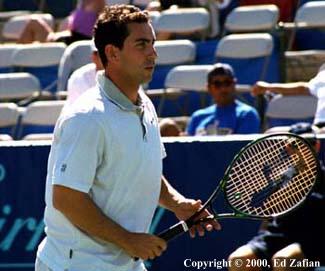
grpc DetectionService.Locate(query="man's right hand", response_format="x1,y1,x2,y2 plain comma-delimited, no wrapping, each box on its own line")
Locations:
251,81,269,96
119,232,167,260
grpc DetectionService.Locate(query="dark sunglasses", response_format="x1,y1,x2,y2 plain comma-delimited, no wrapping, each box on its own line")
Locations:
210,79,234,87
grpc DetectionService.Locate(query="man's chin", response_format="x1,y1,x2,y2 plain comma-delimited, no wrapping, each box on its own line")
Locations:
142,74,154,84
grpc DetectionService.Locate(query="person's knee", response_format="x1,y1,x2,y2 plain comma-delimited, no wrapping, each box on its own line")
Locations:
228,245,261,271
272,243,305,271
26,18,42,28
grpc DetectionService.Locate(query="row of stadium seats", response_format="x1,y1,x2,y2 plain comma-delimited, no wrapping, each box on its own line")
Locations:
0,100,64,140
0,32,279,100
2,1,325,44
0,64,317,141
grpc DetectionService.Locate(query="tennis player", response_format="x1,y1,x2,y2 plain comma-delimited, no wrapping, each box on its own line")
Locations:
35,4,220,271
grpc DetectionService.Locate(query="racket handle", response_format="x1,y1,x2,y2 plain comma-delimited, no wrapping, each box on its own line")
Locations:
134,221,189,261
157,220,189,242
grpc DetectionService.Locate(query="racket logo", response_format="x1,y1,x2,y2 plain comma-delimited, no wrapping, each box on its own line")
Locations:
250,142,306,208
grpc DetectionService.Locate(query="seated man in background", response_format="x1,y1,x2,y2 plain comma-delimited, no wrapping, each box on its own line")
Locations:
65,40,104,107
252,63,325,129
159,118,183,137
186,63,260,136
228,127,325,271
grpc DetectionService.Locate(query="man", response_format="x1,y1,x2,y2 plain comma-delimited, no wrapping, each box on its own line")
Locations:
252,63,325,128
186,63,260,136
35,5,220,271
65,40,104,106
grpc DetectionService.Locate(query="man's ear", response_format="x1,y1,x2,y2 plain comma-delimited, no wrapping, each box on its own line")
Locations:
105,44,120,63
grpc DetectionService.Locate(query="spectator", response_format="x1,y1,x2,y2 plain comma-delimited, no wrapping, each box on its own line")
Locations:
65,40,104,107
18,0,105,44
159,118,183,136
228,128,325,271
252,63,325,129
186,63,260,136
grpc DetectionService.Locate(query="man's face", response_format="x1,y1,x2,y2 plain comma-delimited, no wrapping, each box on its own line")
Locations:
208,74,236,106
116,22,157,84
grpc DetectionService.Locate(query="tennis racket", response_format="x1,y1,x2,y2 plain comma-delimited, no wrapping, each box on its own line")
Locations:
158,133,320,242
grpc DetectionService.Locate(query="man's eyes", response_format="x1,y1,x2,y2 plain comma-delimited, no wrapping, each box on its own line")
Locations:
136,42,147,48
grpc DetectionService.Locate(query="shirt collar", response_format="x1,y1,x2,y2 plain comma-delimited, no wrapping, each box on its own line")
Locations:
96,71,145,111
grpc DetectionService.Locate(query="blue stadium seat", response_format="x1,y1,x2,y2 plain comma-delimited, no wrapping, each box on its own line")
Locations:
12,43,66,94
148,39,196,89
0,103,20,138
265,94,317,128
2,0,39,11
57,40,93,91
215,33,279,108
0,72,41,101
290,1,325,50
17,100,65,139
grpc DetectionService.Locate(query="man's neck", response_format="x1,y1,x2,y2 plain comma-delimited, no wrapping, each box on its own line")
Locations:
105,70,139,104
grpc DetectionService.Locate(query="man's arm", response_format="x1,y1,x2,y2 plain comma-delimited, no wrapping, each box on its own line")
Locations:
251,81,310,96
53,184,166,260
159,176,221,237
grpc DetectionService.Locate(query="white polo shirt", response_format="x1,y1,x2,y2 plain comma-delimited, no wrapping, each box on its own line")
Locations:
308,65,325,124
37,72,165,271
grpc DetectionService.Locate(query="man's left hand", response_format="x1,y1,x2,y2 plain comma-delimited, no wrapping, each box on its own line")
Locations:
174,199,221,238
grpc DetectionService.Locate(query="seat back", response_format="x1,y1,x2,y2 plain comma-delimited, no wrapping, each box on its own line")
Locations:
149,40,196,89
0,103,20,137
224,4,279,34
12,43,66,93
0,72,41,100
288,1,325,50
57,40,93,91
215,33,275,85
0,44,22,73
155,8,210,39
265,94,317,128
165,65,212,92
17,100,65,139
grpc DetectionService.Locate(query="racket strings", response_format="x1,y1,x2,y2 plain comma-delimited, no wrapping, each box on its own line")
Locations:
262,159,315,215
240,150,315,216
226,137,317,217
227,138,294,203
229,142,312,215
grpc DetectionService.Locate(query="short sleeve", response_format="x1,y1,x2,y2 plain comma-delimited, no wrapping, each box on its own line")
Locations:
308,76,318,97
308,70,325,98
51,113,105,193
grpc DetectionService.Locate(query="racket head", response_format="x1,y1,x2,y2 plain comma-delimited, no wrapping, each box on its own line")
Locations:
222,133,320,219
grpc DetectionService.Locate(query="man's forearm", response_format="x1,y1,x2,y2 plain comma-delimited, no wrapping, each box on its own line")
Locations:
159,175,186,213
53,184,130,249
264,82,310,95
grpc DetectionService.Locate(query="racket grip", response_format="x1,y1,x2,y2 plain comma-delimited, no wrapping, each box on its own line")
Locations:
157,221,189,242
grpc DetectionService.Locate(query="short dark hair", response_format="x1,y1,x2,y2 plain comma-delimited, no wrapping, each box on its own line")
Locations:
93,4,150,66
207,63,235,84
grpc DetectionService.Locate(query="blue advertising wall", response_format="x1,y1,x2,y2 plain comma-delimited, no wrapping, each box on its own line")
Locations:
0,136,324,270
